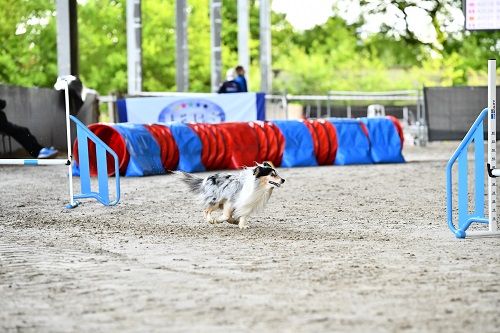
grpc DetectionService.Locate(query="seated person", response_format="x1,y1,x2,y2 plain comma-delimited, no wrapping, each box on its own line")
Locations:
217,69,241,94
0,99,58,159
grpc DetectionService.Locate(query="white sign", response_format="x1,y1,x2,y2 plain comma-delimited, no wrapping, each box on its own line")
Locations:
465,0,500,30
118,93,265,124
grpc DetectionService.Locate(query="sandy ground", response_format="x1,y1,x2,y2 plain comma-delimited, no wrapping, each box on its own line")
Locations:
1,141,499,333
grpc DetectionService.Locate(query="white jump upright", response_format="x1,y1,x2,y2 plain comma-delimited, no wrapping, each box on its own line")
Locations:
446,59,499,238
58,76,78,207
487,59,498,235
0,76,120,208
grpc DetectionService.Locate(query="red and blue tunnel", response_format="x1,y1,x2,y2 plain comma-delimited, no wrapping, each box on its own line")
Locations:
72,117,405,177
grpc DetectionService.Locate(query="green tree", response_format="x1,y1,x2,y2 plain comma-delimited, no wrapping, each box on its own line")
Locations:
141,0,175,92
0,0,56,88
0,0,497,95
78,0,127,94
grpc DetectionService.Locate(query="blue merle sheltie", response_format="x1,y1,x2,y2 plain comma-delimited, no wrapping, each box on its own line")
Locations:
177,162,285,229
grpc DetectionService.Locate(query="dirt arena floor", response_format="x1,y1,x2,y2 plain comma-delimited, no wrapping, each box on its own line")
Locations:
1,141,499,333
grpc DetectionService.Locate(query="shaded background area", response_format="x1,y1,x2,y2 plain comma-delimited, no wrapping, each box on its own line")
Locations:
425,86,500,141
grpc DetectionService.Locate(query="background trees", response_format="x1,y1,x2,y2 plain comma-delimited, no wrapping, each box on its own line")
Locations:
0,0,498,94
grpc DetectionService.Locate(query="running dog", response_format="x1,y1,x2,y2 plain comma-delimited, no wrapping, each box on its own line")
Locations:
178,162,285,229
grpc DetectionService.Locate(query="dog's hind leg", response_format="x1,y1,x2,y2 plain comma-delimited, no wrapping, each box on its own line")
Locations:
204,205,219,224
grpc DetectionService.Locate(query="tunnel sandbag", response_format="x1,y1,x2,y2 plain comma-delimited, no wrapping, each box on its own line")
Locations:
112,124,165,176
273,120,318,167
216,122,260,169
360,117,405,163
73,123,129,177
165,122,205,173
328,118,372,165
144,124,180,171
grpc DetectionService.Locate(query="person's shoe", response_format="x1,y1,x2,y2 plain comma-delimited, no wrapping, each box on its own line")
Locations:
38,147,59,159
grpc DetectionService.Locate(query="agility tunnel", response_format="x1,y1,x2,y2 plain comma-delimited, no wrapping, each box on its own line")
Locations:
72,116,405,176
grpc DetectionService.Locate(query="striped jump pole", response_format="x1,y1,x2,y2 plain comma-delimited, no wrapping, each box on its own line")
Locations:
446,59,499,238
0,159,70,165
0,76,120,208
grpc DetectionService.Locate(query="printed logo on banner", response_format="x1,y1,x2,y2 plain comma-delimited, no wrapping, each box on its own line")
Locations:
158,99,226,123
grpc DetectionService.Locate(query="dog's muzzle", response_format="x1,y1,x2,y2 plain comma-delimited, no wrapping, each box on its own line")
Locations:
269,179,285,188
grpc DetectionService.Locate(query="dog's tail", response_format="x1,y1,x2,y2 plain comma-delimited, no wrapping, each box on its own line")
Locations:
175,171,204,193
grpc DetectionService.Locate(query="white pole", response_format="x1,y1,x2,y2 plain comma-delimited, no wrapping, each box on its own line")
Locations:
210,0,222,92
259,0,271,93
64,82,77,207
488,59,497,232
238,0,249,84
175,0,189,92
127,0,143,95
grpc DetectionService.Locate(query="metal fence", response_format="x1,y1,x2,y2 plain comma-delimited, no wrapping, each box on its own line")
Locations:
97,90,428,146
266,90,427,145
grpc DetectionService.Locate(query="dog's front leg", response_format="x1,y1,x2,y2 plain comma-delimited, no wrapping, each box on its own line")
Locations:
238,216,249,229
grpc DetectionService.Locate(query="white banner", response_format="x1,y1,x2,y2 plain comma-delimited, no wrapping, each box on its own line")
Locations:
118,92,265,124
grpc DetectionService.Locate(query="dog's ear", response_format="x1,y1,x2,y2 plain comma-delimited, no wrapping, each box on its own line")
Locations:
263,161,274,168
253,166,262,177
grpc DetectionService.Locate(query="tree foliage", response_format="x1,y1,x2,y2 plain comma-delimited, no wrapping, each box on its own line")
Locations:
79,0,127,93
0,0,57,88
0,0,498,94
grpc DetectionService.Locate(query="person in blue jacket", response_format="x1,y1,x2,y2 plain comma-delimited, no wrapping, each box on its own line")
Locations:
234,65,248,92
